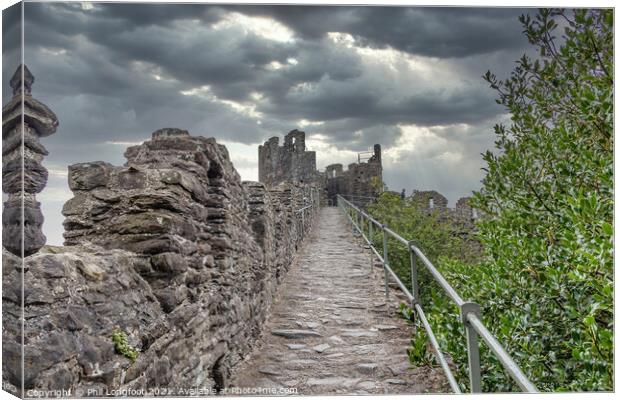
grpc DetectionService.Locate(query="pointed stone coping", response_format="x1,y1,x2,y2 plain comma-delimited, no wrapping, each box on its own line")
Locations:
10,64,34,94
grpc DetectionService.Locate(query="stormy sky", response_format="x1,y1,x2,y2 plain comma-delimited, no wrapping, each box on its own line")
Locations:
3,1,534,245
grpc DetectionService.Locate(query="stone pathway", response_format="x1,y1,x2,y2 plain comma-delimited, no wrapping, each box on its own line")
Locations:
229,207,448,395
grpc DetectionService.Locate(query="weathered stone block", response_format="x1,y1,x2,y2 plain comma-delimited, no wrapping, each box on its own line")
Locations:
68,161,113,191
150,252,188,275
2,158,49,194
109,212,179,235
117,167,147,190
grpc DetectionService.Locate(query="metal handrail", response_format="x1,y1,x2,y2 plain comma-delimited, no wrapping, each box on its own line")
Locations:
337,194,538,393
294,187,321,238
339,194,378,208
341,194,378,200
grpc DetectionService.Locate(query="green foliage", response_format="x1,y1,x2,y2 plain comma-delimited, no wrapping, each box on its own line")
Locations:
475,8,613,391
112,330,140,362
364,191,480,297
399,303,435,367
370,175,387,193
362,192,481,390
366,9,612,393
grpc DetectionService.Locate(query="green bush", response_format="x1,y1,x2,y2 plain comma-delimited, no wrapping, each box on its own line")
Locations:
474,8,612,391
355,9,613,392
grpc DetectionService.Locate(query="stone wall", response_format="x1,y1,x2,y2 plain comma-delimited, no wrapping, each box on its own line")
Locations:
409,189,479,226
258,129,324,187
325,144,382,205
410,190,449,214
2,128,320,397
406,189,481,254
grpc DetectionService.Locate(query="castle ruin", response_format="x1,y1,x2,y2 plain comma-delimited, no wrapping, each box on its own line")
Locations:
258,129,323,186
410,189,479,224
258,130,383,204
325,144,382,205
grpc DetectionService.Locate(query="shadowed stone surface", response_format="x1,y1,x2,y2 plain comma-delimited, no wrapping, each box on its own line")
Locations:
230,207,448,395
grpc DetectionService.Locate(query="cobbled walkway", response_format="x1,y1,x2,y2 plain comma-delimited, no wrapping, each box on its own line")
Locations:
230,207,447,395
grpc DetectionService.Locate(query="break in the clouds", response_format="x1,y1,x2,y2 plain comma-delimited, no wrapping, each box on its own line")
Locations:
2,2,534,245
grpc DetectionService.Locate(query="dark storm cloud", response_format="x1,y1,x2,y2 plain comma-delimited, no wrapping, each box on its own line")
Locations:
231,5,531,58
4,1,540,245
18,3,530,139
2,3,20,53
93,2,225,26
15,1,533,152
261,77,498,127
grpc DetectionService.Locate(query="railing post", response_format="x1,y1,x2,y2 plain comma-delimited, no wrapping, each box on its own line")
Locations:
461,302,482,393
359,213,363,237
382,224,389,297
369,219,374,271
408,241,419,305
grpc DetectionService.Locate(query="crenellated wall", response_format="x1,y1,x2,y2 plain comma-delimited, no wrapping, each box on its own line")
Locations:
2,128,321,397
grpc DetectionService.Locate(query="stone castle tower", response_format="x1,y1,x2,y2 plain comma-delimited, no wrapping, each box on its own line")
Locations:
258,129,323,186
